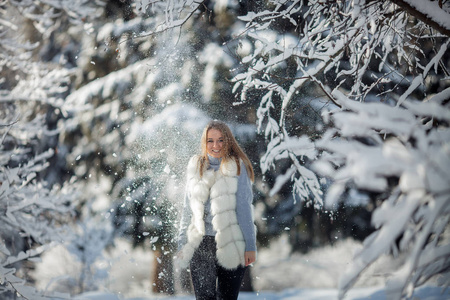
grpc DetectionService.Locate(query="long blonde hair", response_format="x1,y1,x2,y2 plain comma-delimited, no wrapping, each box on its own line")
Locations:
198,120,254,182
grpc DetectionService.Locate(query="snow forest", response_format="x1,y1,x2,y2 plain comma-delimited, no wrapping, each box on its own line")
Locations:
1,0,449,299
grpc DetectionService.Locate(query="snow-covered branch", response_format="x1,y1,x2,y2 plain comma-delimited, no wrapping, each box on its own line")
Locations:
0,1,103,297
390,0,450,36
315,89,450,299
133,0,205,38
0,115,80,298
233,0,450,298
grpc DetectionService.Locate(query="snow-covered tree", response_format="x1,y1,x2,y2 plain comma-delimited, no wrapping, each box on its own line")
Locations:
315,89,450,299
1,1,103,298
235,1,450,298
0,114,80,299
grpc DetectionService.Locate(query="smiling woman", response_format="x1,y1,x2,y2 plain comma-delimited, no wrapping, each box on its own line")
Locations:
177,120,256,300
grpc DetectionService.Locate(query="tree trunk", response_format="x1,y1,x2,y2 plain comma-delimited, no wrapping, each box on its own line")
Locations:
152,250,175,294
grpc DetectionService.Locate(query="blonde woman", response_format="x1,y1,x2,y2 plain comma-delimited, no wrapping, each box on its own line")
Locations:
177,120,256,300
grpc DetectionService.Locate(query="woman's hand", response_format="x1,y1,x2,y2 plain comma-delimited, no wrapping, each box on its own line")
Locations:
244,251,256,266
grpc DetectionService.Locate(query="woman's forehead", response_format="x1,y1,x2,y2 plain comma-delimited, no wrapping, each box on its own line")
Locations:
207,128,223,138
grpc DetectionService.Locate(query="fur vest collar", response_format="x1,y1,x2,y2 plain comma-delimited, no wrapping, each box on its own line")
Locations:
179,155,246,270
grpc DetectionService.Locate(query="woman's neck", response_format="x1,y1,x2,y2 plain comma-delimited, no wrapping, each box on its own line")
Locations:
207,154,222,166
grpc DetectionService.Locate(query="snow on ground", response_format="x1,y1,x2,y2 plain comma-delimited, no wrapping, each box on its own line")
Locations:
79,235,447,300
250,234,391,291
36,234,448,300
76,286,447,300
101,235,384,297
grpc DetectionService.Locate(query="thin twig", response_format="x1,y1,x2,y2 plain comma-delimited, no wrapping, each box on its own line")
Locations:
0,113,20,127
0,113,20,146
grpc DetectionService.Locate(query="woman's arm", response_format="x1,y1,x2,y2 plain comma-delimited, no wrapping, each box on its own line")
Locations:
236,162,257,253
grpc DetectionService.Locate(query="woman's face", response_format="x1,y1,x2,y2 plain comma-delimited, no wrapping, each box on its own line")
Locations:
206,128,224,158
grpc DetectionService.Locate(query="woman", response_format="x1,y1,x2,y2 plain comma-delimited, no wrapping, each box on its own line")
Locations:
177,120,257,300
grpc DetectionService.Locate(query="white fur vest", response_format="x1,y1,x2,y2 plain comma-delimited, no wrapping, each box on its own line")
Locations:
179,155,246,270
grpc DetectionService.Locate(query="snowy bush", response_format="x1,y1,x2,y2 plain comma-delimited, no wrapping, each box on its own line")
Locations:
32,210,114,295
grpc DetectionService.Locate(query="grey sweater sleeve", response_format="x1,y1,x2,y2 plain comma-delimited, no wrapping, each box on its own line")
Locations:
177,189,191,252
236,163,257,252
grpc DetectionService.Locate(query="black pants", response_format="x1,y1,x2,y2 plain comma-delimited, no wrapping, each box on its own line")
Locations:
190,236,247,300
